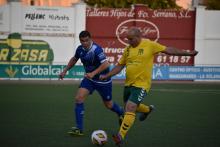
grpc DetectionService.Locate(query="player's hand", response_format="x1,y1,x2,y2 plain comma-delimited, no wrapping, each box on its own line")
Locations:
190,50,198,56
99,75,108,80
59,71,66,80
85,72,95,79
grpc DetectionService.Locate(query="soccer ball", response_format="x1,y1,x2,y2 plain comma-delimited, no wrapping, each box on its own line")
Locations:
91,130,108,146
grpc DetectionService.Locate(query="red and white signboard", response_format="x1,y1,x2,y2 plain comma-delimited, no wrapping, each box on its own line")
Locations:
86,6,195,65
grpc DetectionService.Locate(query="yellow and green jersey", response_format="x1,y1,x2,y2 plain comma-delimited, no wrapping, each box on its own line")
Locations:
119,39,166,92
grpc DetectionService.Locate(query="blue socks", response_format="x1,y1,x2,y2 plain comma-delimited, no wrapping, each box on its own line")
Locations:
75,103,84,132
75,102,123,132
111,102,124,116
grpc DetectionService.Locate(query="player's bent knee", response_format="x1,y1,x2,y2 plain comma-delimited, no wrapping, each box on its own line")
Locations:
125,101,137,113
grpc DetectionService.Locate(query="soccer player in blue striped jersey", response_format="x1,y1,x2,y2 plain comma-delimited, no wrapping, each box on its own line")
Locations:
59,30,124,136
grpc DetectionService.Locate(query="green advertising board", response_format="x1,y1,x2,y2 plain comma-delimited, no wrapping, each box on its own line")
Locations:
0,33,54,65
0,64,85,79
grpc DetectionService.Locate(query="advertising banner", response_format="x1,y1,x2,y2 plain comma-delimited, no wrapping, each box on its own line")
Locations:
113,66,220,80
86,6,195,65
22,6,74,36
0,64,84,79
0,33,54,65
165,66,220,80
1,64,220,80
0,5,76,66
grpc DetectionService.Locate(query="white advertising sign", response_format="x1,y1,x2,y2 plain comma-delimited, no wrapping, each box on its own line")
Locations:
22,6,75,36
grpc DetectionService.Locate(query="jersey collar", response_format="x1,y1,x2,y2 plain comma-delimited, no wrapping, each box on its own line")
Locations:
83,41,93,51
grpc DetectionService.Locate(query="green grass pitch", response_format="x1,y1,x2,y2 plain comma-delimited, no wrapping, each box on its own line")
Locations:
1,81,220,147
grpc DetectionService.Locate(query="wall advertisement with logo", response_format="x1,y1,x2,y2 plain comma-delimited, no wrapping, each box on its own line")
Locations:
86,6,195,65
22,6,74,35
0,64,85,79
0,4,77,69
113,65,220,80
1,64,220,80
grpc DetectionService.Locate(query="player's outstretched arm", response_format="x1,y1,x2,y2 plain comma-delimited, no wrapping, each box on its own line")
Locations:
100,63,124,80
162,47,198,56
59,57,78,80
85,60,110,79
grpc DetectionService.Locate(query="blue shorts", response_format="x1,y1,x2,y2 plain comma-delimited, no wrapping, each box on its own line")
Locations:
79,78,112,101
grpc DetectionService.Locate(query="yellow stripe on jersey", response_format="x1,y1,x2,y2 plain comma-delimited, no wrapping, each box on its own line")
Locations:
119,39,166,91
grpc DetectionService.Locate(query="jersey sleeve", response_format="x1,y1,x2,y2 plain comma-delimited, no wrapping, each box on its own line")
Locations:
96,47,107,63
74,47,80,59
118,47,128,65
151,41,166,54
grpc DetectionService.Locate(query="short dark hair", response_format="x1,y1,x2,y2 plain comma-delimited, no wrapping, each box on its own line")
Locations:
79,31,91,38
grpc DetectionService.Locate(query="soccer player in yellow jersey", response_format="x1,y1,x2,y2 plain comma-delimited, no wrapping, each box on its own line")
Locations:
100,27,198,146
